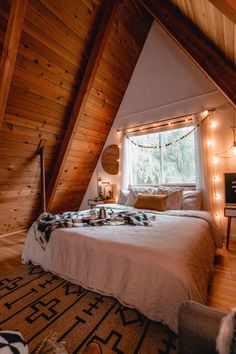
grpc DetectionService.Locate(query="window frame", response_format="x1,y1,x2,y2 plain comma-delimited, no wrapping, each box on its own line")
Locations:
128,123,196,187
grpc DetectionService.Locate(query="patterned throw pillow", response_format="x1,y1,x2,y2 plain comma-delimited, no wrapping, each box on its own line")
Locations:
125,189,139,206
156,187,183,210
118,190,129,205
0,331,28,354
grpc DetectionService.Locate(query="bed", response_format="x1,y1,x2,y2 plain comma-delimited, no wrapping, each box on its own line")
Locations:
22,204,222,333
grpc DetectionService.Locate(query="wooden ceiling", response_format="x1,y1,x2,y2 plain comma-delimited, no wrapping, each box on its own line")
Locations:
0,0,235,235
0,0,152,234
140,0,236,107
171,0,236,65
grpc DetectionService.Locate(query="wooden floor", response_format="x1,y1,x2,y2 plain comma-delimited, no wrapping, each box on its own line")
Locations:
0,232,26,273
208,239,236,311
0,232,236,313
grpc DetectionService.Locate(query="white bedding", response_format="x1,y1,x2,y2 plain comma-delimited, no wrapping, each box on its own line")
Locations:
22,206,222,333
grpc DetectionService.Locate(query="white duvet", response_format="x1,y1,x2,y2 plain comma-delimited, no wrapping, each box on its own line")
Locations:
22,206,222,333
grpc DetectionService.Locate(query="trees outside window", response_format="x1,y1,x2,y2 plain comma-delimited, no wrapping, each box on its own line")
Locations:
130,126,195,185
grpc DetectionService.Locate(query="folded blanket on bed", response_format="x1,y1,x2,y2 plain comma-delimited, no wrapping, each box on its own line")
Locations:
34,209,151,250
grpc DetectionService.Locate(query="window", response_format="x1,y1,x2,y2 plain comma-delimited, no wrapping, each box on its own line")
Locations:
129,126,196,185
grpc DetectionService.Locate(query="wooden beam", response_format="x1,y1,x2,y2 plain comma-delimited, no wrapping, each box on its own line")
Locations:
0,0,28,128
46,0,121,210
37,139,46,213
208,0,236,23
139,0,236,108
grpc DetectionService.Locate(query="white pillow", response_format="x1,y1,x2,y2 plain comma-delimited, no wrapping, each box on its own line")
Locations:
182,190,202,210
157,191,183,210
156,189,183,210
118,190,129,205
125,190,137,206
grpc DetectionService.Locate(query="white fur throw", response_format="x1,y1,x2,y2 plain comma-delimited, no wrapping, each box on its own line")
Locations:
216,309,236,354
0,331,28,354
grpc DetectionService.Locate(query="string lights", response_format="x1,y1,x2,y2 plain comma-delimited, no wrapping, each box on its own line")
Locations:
209,110,222,224
214,127,236,158
123,110,212,149
116,108,225,224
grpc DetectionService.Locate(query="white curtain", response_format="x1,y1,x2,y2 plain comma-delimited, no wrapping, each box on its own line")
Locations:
120,134,132,191
194,112,215,212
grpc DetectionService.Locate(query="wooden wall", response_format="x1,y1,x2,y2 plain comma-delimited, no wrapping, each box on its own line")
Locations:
0,0,152,234
50,1,152,212
171,0,236,66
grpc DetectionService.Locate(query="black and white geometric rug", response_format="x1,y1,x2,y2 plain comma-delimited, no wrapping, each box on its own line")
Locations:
0,330,28,353
0,265,177,353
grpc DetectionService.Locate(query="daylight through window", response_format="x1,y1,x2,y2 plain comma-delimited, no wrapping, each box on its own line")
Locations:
129,126,196,185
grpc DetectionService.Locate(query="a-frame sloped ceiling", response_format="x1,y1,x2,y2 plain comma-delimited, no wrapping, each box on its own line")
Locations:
49,1,152,213
0,0,152,234
171,0,236,66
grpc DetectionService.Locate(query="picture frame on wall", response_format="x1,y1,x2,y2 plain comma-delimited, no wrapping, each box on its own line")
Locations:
225,173,236,205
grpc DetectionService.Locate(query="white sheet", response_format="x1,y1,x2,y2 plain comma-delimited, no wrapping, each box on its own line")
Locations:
22,207,222,333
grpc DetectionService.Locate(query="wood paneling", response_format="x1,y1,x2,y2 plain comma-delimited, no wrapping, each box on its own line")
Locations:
0,0,28,127
208,239,236,312
140,0,236,107
46,0,121,210
0,0,104,234
0,0,152,233
171,0,236,64
50,1,152,213
208,0,236,23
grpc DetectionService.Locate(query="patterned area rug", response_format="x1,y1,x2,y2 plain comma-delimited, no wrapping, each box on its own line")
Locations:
0,265,177,353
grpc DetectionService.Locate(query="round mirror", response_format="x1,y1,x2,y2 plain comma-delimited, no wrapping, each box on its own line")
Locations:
101,144,119,175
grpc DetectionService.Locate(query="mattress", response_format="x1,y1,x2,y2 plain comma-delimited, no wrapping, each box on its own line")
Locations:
22,206,222,332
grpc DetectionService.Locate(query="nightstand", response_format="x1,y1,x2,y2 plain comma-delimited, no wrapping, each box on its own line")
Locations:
88,198,115,209
224,206,236,249
103,199,115,204
88,199,104,209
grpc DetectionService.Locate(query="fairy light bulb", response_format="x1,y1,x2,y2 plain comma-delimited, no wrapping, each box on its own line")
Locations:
213,176,220,182
210,121,217,128
207,140,213,146
203,110,209,118
232,142,236,155
168,122,171,126
215,193,220,200
213,156,219,164
215,213,220,218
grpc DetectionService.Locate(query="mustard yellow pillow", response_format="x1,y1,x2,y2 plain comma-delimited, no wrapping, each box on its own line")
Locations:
134,194,167,211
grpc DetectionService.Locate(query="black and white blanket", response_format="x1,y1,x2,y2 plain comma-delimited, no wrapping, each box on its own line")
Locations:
34,209,151,250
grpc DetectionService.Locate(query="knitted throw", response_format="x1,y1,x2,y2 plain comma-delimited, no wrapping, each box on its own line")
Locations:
34,209,151,250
